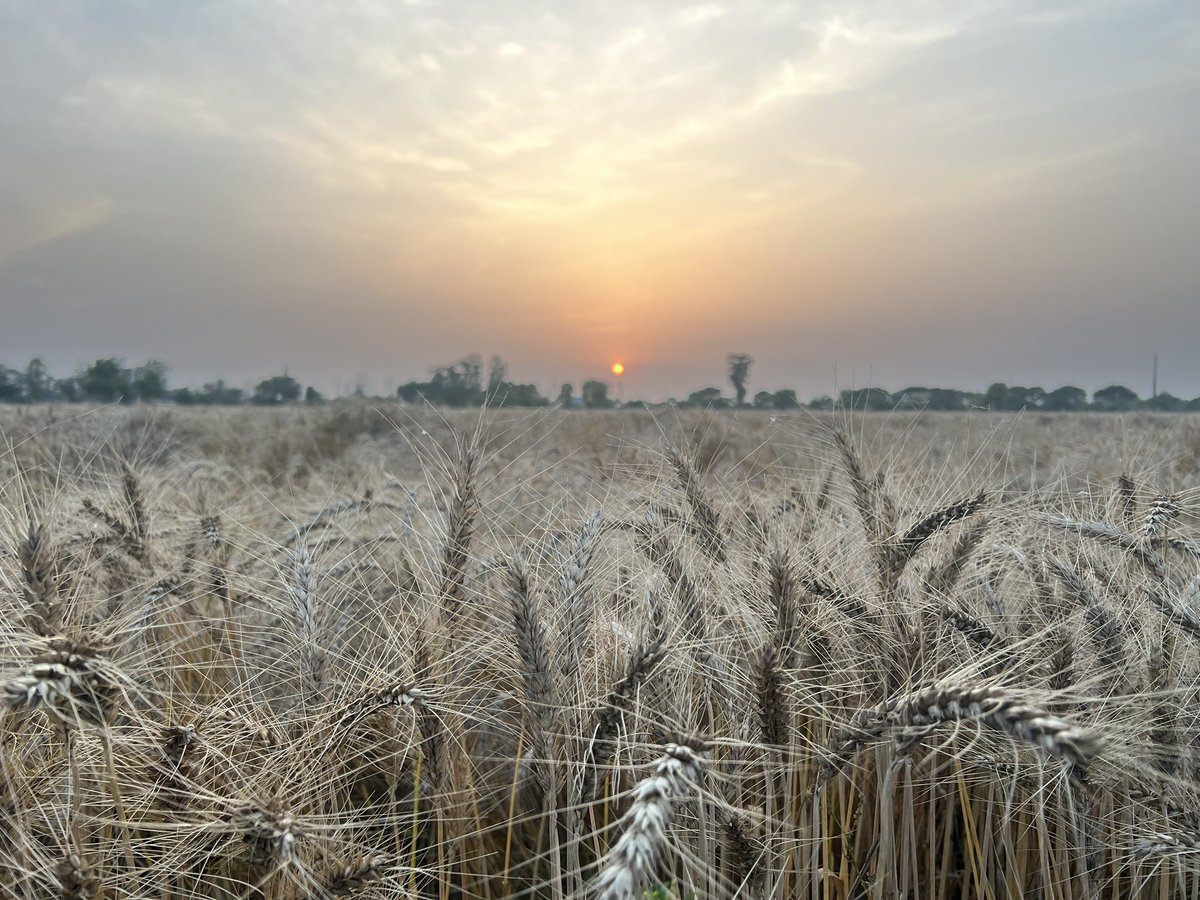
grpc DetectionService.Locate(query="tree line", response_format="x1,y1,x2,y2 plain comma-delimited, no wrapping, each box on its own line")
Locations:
0,358,322,406
1,354,1197,412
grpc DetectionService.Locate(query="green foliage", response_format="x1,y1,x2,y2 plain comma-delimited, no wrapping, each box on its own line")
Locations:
894,387,973,411
79,358,133,403
196,380,244,405
727,353,753,408
1145,392,1185,411
399,355,548,407
1043,386,1088,411
0,366,23,402
1092,384,1140,411
755,388,800,409
0,352,1196,413
131,360,169,402
582,379,612,409
685,387,727,409
24,358,58,402
839,387,892,411
253,374,303,405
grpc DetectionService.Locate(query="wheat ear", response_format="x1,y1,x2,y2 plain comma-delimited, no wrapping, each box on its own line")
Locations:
439,437,478,623
591,738,710,900
829,682,1101,771
506,550,556,762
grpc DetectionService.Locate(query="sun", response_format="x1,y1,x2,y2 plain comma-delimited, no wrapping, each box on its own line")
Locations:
611,362,625,376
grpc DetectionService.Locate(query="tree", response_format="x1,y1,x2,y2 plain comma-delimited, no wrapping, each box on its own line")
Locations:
581,380,611,409
771,389,799,410
304,386,325,405
839,388,891,411
930,389,973,411
982,382,1010,411
56,377,81,402
893,387,931,411
1145,392,1185,412
486,355,508,399
728,354,753,408
558,383,574,407
1042,386,1088,411
0,365,23,402
686,387,726,408
397,381,423,403
24,358,57,402
199,380,244,404
753,390,774,409
131,360,169,402
427,354,484,406
79,358,132,403
1092,384,1139,412
491,382,547,407
253,374,302,405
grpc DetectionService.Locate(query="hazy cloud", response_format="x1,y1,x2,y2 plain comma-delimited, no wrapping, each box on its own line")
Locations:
1,0,1197,397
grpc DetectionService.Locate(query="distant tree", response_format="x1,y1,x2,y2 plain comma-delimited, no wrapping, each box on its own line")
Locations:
727,354,753,408
304,386,325,405
1042,386,1088,411
24,358,57,402
893,387,931,410
253,374,302,405
771,389,799,410
558,383,574,407
172,387,196,405
200,380,244,405
56,377,81,402
839,388,891,411
929,389,973,411
807,395,834,410
491,382,547,407
427,354,484,406
753,390,774,409
131,360,169,402
486,355,508,399
79,358,132,403
1012,386,1045,409
0,365,23,402
686,387,725,408
581,380,611,409
982,382,1010,411
1092,384,1139,412
1145,392,1185,412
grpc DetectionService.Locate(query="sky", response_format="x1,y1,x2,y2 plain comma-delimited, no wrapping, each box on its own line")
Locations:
1,0,1198,401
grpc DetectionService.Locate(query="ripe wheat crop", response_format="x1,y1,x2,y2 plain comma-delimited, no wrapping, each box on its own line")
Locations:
2,403,1200,898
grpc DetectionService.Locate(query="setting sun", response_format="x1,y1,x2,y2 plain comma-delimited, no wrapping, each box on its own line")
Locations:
611,362,625,376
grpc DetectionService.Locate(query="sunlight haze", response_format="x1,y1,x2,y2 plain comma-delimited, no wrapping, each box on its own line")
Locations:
2,0,1198,398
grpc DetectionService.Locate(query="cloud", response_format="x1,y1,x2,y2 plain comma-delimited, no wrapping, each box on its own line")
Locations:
0,0,1198,394
0,196,112,263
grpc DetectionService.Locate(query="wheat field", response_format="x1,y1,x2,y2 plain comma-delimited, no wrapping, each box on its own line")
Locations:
2,403,1200,899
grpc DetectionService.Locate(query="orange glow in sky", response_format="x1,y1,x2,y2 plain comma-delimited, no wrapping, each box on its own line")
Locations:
4,2,1199,398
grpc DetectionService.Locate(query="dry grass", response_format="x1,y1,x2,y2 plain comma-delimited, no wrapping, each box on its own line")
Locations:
1,402,1199,898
